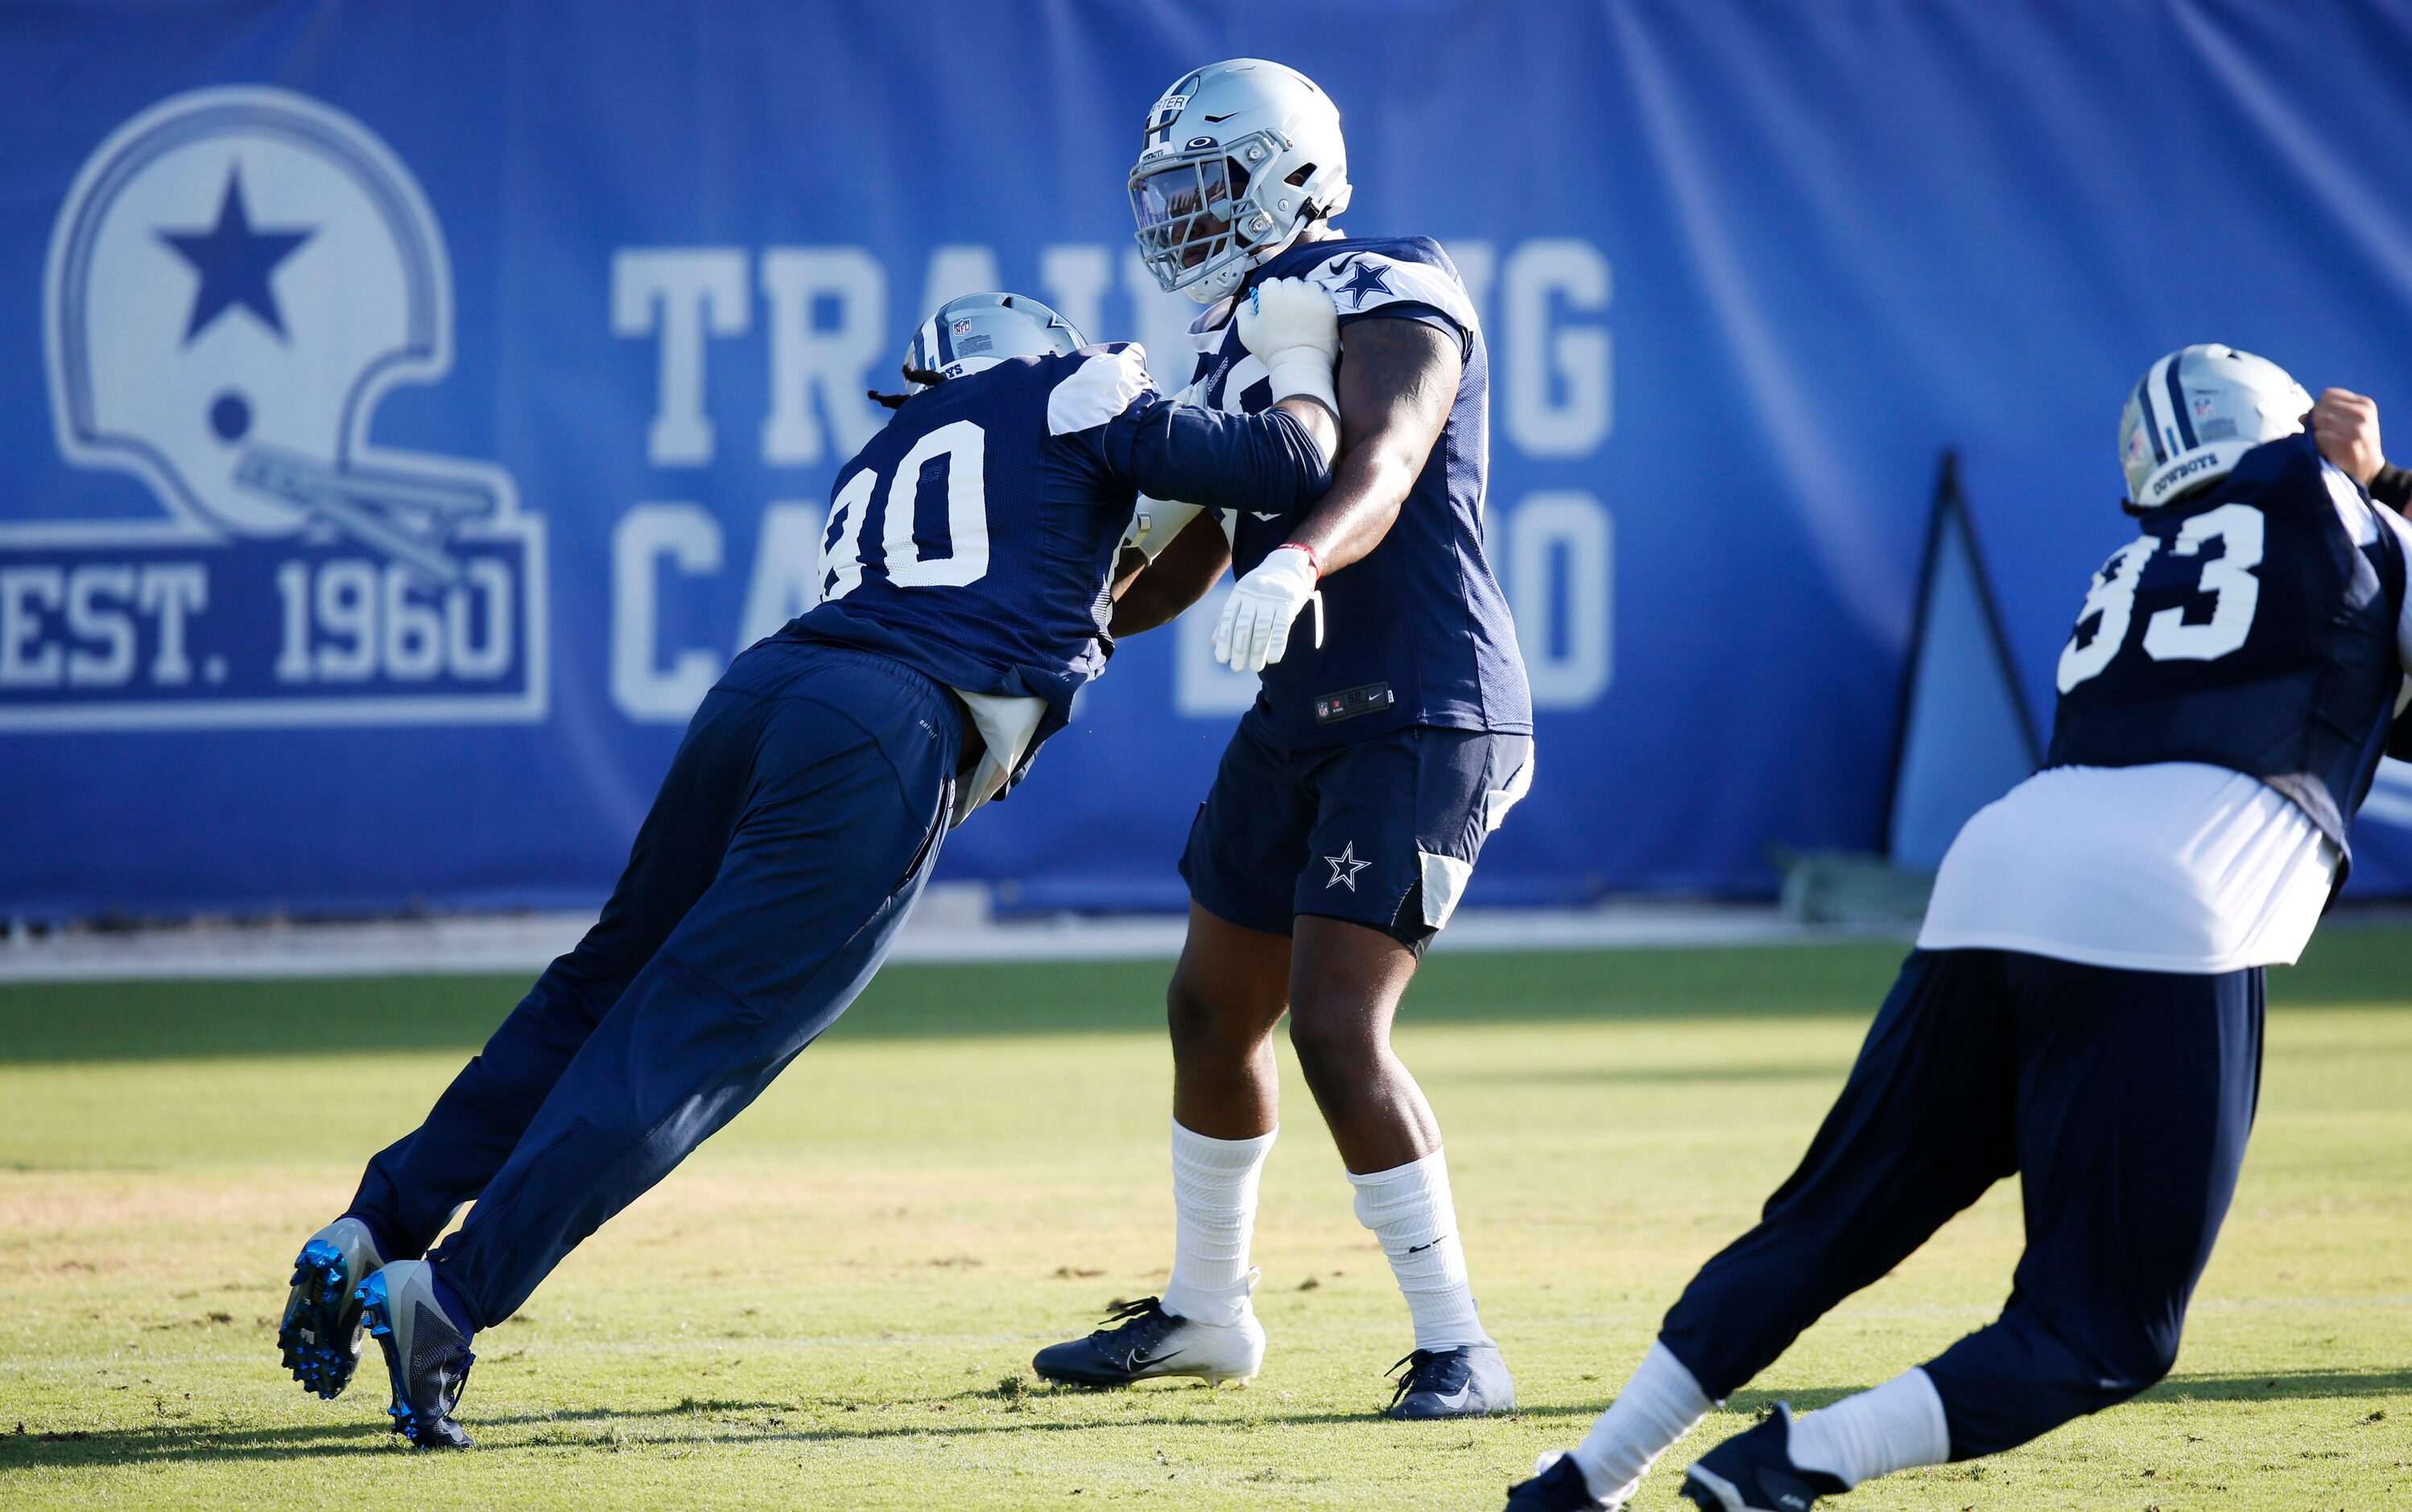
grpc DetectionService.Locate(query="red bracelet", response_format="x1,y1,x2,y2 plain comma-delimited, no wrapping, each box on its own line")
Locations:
1279,542,1322,578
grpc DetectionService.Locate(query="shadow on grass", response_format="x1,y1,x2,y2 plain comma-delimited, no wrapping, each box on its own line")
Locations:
0,1389,1609,1467
10,1367,2404,1469
1715,1365,2412,1419
2,927,2402,1065
2140,1367,2412,1403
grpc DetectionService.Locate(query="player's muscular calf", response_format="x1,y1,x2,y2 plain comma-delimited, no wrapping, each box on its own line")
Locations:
1282,915,1440,1171
1167,905,1439,1172
1166,903,1288,1141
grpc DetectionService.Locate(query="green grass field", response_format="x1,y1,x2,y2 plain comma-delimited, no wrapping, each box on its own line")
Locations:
2,934,2406,1509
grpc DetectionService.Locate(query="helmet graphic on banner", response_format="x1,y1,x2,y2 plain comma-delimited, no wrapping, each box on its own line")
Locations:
44,86,514,581
2119,344,2311,510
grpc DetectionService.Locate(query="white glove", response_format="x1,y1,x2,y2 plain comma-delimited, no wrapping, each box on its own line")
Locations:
1214,544,1323,672
1237,277,1340,415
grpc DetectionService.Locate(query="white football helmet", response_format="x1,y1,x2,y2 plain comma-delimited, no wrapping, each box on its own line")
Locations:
902,291,1084,387
2121,344,2311,508
1128,60,1353,304
45,86,506,580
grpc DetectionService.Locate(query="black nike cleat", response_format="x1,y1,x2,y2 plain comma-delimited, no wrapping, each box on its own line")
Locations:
1682,1404,1848,1512
278,1216,383,1399
357,1260,477,1448
1505,1450,1621,1510
1386,1341,1515,1419
1031,1295,1263,1387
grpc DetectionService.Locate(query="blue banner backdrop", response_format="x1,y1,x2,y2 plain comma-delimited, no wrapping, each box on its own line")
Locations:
3,1,2410,919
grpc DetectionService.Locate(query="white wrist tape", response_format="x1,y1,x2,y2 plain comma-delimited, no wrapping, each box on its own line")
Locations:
1125,498,1204,561
1262,348,1338,417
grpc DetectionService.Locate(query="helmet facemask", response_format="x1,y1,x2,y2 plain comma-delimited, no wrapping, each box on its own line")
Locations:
1130,134,1302,304
1128,60,1353,304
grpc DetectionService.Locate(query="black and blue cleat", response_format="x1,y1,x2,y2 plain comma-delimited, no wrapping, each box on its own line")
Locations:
357,1260,477,1449
1386,1341,1515,1419
1681,1403,1848,1512
277,1216,384,1399
1504,1450,1621,1510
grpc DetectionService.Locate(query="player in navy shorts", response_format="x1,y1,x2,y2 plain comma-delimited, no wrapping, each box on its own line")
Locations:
1034,60,1533,1418
1505,354,2412,1510
271,287,1344,1448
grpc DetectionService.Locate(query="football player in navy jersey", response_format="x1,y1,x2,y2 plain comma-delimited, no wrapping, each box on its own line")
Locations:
271,287,1345,1448
1033,60,1533,1419
1504,347,2412,1511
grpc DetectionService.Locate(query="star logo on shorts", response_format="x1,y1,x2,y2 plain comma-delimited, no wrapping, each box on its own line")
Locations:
1323,841,1370,890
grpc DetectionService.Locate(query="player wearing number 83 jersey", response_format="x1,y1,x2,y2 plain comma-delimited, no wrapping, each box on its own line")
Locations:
1510,347,2412,1512
283,291,1338,1448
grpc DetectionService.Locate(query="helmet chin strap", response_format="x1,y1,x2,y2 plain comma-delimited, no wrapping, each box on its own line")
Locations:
1185,219,1312,305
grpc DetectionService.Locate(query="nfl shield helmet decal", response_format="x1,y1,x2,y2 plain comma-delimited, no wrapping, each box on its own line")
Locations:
14,86,545,729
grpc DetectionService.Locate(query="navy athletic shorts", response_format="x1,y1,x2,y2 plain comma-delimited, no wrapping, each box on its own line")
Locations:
1179,721,1533,948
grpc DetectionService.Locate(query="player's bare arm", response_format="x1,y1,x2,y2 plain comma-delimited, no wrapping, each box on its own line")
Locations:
1112,508,1231,630
1111,377,1339,623
1111,275,1340,628
1286,316,1460,573
1211,314,1462,671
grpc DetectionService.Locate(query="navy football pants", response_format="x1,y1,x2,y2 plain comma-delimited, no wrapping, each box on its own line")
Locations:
347,642,958,1326
1658,947,2262,1458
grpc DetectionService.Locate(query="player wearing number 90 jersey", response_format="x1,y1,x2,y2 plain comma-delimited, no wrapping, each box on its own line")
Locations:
279,292,1338,1450
1509,346,2412,1512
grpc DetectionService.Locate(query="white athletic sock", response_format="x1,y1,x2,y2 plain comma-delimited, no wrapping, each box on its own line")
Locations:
1158,1121,1274,1327
1786,1367,1951,1488
1570,1341,1716,1505
1348,1147,1489,1350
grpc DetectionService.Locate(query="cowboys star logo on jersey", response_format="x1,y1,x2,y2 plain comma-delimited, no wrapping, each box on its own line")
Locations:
9,85,546,730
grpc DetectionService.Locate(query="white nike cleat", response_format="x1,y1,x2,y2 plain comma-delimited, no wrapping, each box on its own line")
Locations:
1031,1291,1266,1387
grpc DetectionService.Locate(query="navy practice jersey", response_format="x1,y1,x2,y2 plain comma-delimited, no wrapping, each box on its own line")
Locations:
783,342,1332,782
2048,432,2412,865
1183,234,1531,749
